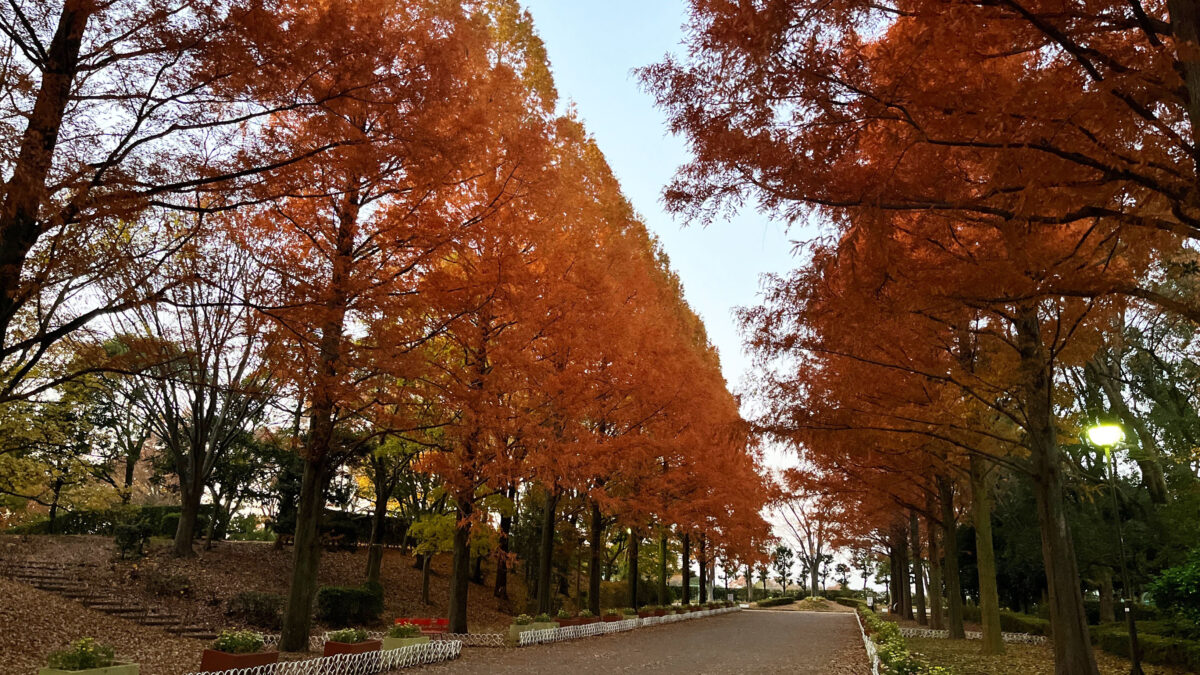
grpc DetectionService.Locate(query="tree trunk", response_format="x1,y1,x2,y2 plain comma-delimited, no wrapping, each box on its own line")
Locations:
280,457,330,651
681,533,691,604
926,497,945,630
1169,0,1200,178
471,553,484,585
588,500,603,615
899,523,913,620
536,490,557,614
910,512,927,625
0,3,89,337
939,475,965,639
1098,567,1116,623
1016,305,1100,675
698,535,708,603
48,477,64,535
448,500,473,634
122,450,138,504
173,482,202,558
494,485,516,600
971,455,1004,655
658,535,669,604
421,553,432,605
888,542,901,613
365,485,388,585
628,529,640,608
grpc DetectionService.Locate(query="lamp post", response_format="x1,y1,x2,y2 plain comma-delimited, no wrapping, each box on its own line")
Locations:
1086,423,1144,675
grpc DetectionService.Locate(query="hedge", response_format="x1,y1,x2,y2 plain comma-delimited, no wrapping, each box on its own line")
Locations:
1091,626,1200,671
6,505,214,536
756,596,797,608
857,606,949,674
315,583,384,627
961,606,1051,636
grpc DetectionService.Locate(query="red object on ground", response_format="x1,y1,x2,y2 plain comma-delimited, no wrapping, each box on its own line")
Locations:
199,649,280,672
322,640,382,657
394,617,449,634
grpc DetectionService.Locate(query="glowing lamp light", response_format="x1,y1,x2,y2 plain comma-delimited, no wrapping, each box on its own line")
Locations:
1087,423,1125,448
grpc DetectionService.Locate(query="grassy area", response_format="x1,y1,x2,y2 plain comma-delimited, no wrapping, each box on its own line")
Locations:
907,637,1192,675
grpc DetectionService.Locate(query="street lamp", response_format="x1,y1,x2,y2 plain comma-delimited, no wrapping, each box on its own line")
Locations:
1086,422,1144,675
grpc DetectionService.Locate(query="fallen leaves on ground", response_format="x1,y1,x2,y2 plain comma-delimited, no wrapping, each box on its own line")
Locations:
907,637,1190,675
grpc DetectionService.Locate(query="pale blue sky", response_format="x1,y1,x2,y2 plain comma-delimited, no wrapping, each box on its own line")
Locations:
520,0,799,395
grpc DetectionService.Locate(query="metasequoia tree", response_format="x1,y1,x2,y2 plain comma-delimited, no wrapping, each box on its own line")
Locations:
240,0,549,649
645,5,1195,672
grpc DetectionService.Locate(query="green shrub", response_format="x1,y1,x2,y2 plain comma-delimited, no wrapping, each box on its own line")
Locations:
212,630,264,654
143,570,192,598
621,607,637,616
578,609,594,618
961,606,1051,636
556,608,572,619
533,613,551,623
835,597,867,610
756,596,796,608
226,591,284,630
47,638,116,670
1150,548,1200,627
159,513,181,538
315,585,383,627
858,607,948,675
999,610,1051,636
513,614,533,625
1093,626,1200,671
113,522,150,559
388,623,421,638
327,628,368,644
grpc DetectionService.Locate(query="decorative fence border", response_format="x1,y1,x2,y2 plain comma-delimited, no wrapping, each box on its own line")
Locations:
430,632,506,647
853,609,880,675
184,641,462,675
517,606,741,647
898,627,1048,645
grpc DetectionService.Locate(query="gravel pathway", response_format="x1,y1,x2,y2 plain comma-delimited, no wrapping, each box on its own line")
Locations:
420,610,869,674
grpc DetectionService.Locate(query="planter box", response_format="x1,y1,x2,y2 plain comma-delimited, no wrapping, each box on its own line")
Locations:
381,636,430,651
654,610,666,616
556,617,582,627
507,622,558,643
200,650,279,672
39,666,138,675
322,640,381,657
637,611,655,618
601,615,622,623
580,617,599,624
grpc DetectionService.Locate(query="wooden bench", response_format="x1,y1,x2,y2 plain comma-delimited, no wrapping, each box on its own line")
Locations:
395,617,449,634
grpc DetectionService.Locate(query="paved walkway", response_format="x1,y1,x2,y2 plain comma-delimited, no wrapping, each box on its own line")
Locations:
421,610,869,674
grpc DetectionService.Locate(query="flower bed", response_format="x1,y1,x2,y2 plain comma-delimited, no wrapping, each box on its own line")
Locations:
856,606,949,675
183,640,462,675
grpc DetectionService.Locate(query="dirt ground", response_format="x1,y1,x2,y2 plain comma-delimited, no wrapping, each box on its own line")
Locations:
0,576,208,675
0,534,518,675
0,534,517,633
420,610,870,674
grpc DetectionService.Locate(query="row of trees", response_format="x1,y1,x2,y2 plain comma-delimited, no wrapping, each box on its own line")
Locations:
0,0,771,651
645,2,1200,674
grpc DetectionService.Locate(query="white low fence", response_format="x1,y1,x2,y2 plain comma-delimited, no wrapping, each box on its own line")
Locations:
184,641,462,675
852,609,880,675
898,627,1048,644
518,606,742,646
